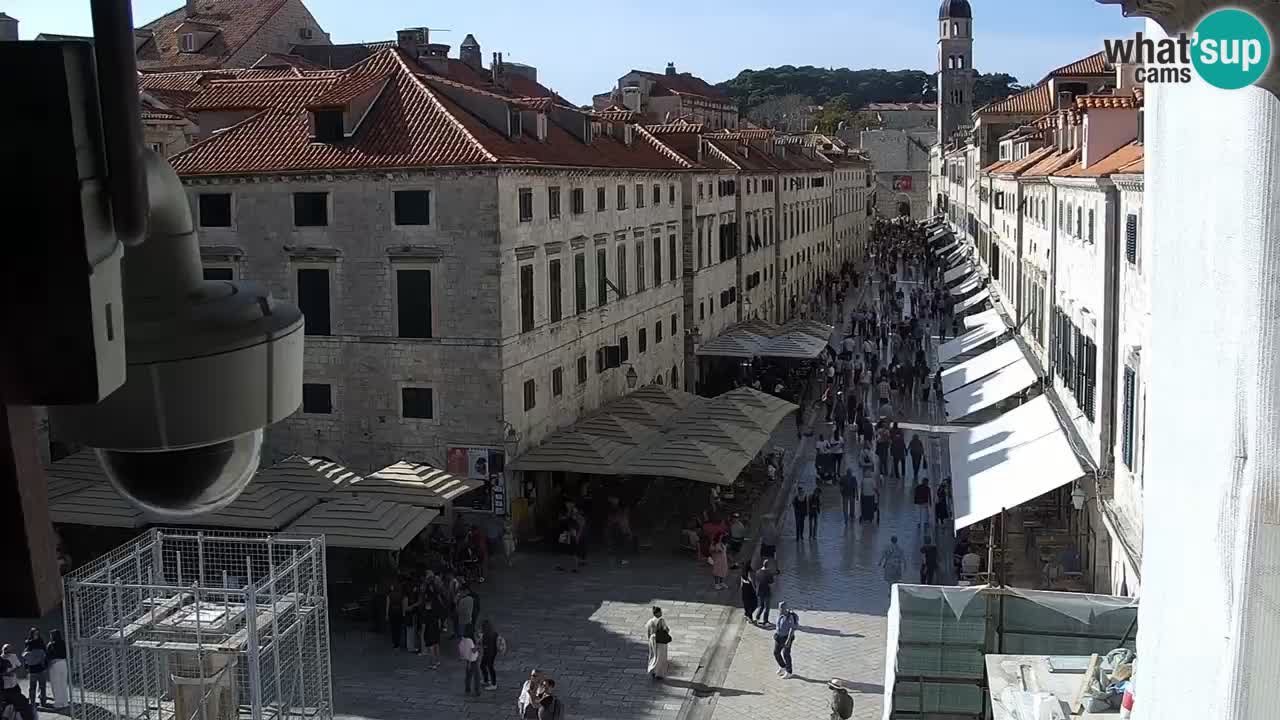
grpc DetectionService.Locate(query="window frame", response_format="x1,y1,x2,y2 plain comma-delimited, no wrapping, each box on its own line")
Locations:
391,189,433,227
518,187,534,222
393,265,436,339
292,190,331,228
548,186,562,220
301,382,333,415
552,367,564,398
548,258,563,323
571,187,585,215
597,186,607,211
294,264,334,336
522,379,537,412
576,355,588,385
519,263,536,333
399,385,437,421
197,192,234,229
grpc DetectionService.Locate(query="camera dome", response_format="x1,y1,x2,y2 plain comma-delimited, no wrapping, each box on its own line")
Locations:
95,429,263,518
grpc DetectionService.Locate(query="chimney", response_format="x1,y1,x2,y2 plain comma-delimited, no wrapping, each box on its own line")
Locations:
420,43,450,75
665,62,676,76
1114,62,1140,96
621,84,641,113
460,33,482,71
0,13,17,42
186,0,197,16
1056,91,1075,111
492,51,505,89
397,28,428,55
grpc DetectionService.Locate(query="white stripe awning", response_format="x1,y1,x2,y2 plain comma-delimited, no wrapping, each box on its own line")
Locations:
950,274,983,297
942,340,1024,393
965,308,1002,330
943,354,1039,420
944,263,977,284
937,317,1006,364
954,288,991,314
949,396,1085,530
283,498,439,551
341,460,486,505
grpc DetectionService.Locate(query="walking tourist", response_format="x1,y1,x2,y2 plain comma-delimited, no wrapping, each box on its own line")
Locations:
773,601,800,679
754,559,778,625
913,477,933,531
459,627,482,697
709,534,729,590
1,644,34,720
792,489,808,541
908,433,926,482
537,679,564,720
880,536,905,584
22,629,47,707
740,562,758,623
46,629,69,713
646,606,671,680
840,468,857,524
518,669,545,719
920,536,940,585
479,619,505,690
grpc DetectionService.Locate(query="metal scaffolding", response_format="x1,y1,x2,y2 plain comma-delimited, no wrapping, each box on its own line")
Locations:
63,529,333,720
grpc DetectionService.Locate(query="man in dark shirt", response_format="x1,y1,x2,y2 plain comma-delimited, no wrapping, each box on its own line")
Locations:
920,536,940,585
913,478,932,530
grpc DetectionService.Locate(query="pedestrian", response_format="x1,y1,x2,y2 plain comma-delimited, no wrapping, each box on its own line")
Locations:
890,422,907,479
830,683,855,720
839,468,857,524
913,477,933,530
646,606,671,680
760,516,779,560
518,669,545,719
456,583,476,639
754,559,778,625
880,536,905,584
936,479,952,526
740,562,759,623
386,582,405,649
45,629,69,713
537,679,564,720
807,486,821,539
908,433,926,481
833,392,848,438
709,534,729,590
479,619,505,691
920,536,940,585
860,458,880,523
22,628,47,707
0,645,34,720
459,627,482,697
791,489,807,541
773,601,800,679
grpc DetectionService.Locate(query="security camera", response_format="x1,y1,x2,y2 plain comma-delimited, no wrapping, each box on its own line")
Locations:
49,152,304,518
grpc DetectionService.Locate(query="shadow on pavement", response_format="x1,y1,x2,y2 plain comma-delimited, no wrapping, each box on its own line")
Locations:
798,626,864,638
662,678,764,698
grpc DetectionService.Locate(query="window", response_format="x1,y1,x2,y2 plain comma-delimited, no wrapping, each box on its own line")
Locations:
296,268,331,336
520,265,535,332
616,245,628,296
198,193,232,227
653,237,662,286
617,185,627,210
635,183,645,208
301,383,332,414
577,355,588,384
518,188,534,222
655,321,662,344
179,33,196,52
619,335,629,362
653,184,661,205
635,242,646,291
552,367,564,397
1076,206,1084,238
313,110,343,142
548,259,563,323
670,313,677,335
597,186,607,211
393,190,431,226
669,235,677,280
671,365,679,388
699,301,705,320
1125,213,1139,264
1122,366,1137,469
299,26,313,39
547,186,561,219
293,192,328,227
1087,208,1095,242
639,327,647,354
596,248,609,305
396,269,433,338
668,184,676,204
522,379,536,411
402,387,434,419
203,267,234,281
571,188,585,215
574,253,587,314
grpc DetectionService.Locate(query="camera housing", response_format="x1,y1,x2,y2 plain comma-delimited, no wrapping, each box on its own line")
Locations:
48,152,304,518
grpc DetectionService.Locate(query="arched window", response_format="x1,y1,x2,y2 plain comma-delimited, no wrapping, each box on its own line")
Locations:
953,22,959,35
957,55,965,69
671,366,679,388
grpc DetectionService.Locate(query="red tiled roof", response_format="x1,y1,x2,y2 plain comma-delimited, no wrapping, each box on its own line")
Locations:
864,102,937,111
644,121,706,135
136,0,292,71
1021,148,1081,178
169,48,692,176
1055,141,1143,178
976,83,1053,116
1044,51,1111,80
1074,94,1139,110
252,52,325,70
308,72,390,108
629,69,731,103
596,109,639,122
992,145,1055,176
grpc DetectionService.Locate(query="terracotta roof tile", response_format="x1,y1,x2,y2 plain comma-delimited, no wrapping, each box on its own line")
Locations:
1074,93,1139,110
1022,148,1081,178
596,109,639,122
136,0,291,71
252,52,325,70
864,102,937,111
1116,153,1144,174
995,145,1056,176
976,83,1053,116
1055,141,1143,177
644,121,706,135
629,69,731,103
308,72,391,108
170,48,691,176
1044,51,1111,80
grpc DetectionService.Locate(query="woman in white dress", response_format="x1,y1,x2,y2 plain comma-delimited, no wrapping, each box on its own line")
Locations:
46,629,70,711
645,606,670,680
880,536,905,584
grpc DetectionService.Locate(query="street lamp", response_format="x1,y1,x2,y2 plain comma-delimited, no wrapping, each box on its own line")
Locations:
625,365,639,389
1071,483,1087,511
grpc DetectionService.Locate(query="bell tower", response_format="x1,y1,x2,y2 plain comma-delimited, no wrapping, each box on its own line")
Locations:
937,0,975,146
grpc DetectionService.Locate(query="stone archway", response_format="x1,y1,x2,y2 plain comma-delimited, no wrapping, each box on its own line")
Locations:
895,193,912,218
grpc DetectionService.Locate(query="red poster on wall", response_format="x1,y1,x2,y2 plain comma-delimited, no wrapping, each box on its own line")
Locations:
893,176,913,191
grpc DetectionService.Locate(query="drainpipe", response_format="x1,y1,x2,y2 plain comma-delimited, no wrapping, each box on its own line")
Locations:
1099,180,1122,478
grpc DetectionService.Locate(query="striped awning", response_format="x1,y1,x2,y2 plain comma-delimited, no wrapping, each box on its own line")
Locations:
776,319,834,341
944,262,977,285
965,308,1003,330
340,460,485,506
283,498,438,551
695,328,769,357
950,274,984,297
955,287,991,314
759,330,829,359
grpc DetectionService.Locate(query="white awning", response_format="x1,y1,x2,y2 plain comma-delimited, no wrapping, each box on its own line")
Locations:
937,319,1006,363
949,396,1085,530
928,226,951,242
943,263,975,284
340,460,485,506
950,275,983,297
942,340,1024,393
934,239,959,256
965,308,1002,330
943,355,1039,420
695,328,768,357
954,288,991,314
283,498,439,550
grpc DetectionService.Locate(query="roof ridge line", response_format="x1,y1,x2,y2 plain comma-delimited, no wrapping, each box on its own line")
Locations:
703,140,742,170
391,49,498,164
634,125,695,169
223,0,291,62
167,108,270,168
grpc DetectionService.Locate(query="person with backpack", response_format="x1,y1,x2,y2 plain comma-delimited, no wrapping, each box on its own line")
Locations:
645,606,671,680
830,681,855,720
479,619,505,691
22,628,47,707
773,602,800,679
458,627,481,697
1,644,34,720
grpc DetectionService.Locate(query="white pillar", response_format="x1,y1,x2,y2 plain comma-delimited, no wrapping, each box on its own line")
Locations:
1113,6,1280,719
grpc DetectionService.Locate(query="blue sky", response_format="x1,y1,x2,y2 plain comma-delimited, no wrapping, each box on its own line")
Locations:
10,0,1141,105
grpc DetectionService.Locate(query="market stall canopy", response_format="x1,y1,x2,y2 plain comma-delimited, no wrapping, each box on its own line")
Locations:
283,497,438,551
942,340,1025,393
761,330,830,359
964,308,1002,330
776,319,834,341
943,353,1039,421
696,319,833,360
927,226,952,243
255,454,364,490
937,316,1006,364
948,274,983,298
694,327,768,358
510,385,796,486
943,262,976,285
943,246,967,268
948,396,1085,530
340,460,485,506
934,238,959,256
953,287,991,314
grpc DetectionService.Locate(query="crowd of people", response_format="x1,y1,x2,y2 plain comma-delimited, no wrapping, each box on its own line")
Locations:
0,628,70,720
